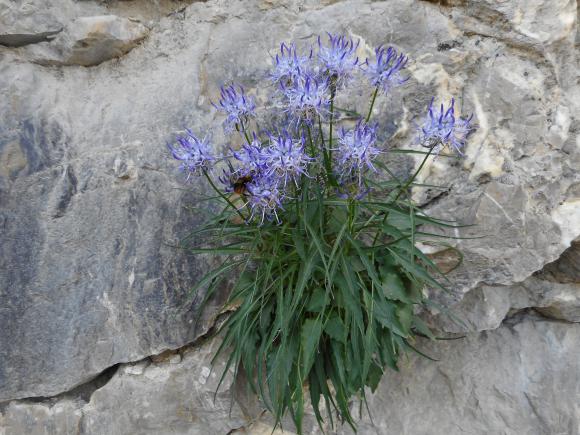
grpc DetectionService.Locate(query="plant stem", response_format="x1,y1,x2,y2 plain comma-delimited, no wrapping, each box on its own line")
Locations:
328,81,336,162
371,147,433,246
236,122,252,145
365,87,379,123
306,125,316,157
203,169,246,221
318,115,325,147
393,147,434,203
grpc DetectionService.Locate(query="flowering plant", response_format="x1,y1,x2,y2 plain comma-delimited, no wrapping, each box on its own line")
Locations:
168,33,474,433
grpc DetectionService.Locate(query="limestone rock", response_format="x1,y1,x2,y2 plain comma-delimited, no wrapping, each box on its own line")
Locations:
0,339,247,435
31,15,149,66
435,241,580,332
2,318,579,435
0,0,103,47
249,318,580,435
0,1,579,432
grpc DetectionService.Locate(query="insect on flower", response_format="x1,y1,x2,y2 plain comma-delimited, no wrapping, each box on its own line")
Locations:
219,162,255,195
167,129,215,177
212,84,257,133
418,97,474,155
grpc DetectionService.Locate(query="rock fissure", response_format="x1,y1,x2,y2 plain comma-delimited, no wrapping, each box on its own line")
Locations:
0,29,63,48
1,0,578,432
0,364,120,410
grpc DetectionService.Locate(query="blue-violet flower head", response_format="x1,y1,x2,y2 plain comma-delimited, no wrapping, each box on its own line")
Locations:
317,33,360,89
246,175,285,225
168,129,215,177
212,84,257,133
281,75,330,126
232,134,267,176
264,130,312,186
334,120,381,185
418,98,474,155
364,46,409,94
271,42,313,85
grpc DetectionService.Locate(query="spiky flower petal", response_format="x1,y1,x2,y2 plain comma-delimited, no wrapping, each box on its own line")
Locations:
168,130,215,176
232,134,267,176
364,46,408,94
334,120,381,186
281,75,330,126
264,131,313,186
418,98,474,155
271,42,313,85
212,84,257,133
246,175,285,225
317,33,360,89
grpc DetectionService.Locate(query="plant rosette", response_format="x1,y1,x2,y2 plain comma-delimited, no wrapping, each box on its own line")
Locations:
167,34,475,434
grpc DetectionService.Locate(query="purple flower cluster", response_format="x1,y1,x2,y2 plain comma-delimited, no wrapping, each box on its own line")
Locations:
317,33,360,89
212,85,256,133
281,75,330,126
263,131,312,186
168,130,215,177
168,33,475,225
246,175,285,224
364,46,408,94
219,131,311,224
334,120,381,189
271,42,313,85
419,98,474,155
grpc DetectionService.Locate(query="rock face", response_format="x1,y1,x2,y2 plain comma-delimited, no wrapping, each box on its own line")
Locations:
0,0,578,434
34,15,150,66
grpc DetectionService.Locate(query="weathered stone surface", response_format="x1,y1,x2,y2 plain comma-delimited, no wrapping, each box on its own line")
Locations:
0,0,579,433
435,241,580,332
2,318,579,435
0,0,102,47
31,15,149,66
0,338,247,435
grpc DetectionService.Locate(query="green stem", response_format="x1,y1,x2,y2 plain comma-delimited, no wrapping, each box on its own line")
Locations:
393,147,434,203
203,170,245,221
328,82,336,161
306,125,316,157
236,122,252,145
318,115,325,147
365,87,379,123
371,147,434,246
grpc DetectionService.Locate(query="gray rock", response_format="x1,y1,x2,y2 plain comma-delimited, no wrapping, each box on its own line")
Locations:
435,241,580,332
0,338,247,435
0,1,579,434
0,0,104,47
31,15,149,66
1,318,579,435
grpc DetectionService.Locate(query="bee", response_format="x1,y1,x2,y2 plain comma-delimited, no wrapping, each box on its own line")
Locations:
232,174,253,195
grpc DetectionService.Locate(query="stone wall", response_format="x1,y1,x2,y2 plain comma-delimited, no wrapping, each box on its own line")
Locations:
0,0,578,434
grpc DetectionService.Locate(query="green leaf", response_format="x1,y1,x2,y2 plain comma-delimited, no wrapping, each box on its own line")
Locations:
396,303,413,336
306,288,329,313
379,267,410,302
365,362,384,393
412,317,436,340
324,316,347,343
300,318,323,377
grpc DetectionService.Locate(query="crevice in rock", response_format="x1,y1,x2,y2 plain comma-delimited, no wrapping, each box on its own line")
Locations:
0,306,233,410
0,364,120,410
0,30,62,48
